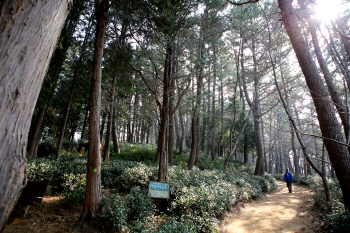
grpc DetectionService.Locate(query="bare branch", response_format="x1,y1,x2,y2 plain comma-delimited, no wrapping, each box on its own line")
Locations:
227,0,259,6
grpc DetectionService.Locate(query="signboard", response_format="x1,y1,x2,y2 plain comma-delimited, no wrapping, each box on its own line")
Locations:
148,181,170,199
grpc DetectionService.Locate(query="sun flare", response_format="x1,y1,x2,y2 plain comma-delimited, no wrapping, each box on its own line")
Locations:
314,0,343,22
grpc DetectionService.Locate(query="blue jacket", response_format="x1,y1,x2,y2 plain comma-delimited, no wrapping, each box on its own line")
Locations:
283,172,293,182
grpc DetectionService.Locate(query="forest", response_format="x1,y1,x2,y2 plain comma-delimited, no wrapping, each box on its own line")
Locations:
1,0,350,232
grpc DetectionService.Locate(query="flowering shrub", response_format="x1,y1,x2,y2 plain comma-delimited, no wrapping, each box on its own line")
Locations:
118,163,157,193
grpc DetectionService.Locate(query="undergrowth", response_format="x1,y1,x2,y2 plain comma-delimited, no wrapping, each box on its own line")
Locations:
27,143,276,232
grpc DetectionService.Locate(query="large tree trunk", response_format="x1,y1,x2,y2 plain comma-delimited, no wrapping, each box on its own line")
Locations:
278,0,350,210
299,0,350,142
241,37,264,175
75,0,109,227
0,0,71,229
27,1,87,158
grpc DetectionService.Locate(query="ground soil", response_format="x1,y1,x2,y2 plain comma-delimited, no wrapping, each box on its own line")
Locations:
220,181,328,233
4,181,328,233
4,196,82,233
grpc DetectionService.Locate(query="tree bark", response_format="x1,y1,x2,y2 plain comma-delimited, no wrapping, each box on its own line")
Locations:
0,0,71,228
27,0,87,157
241,37,264,175
279,0,350,209
75,0,109,227
156,38,172,181
299,0,350,142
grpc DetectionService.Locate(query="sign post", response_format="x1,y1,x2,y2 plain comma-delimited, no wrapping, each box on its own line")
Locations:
148,181,170,215
148,181,170,199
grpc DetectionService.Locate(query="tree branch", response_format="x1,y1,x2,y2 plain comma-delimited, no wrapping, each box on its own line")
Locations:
227,0,259,6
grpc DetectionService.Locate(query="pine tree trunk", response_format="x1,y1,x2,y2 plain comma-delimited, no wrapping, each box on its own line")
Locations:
0,0,71,228
156,38,172,181
75,0,109,227
279,0,350,210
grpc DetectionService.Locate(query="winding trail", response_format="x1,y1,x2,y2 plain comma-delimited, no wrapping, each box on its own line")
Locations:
221,181,326,233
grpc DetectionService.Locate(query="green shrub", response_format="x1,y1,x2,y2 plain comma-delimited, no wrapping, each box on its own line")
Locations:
101,160,137,188
27,148,276,233
62,139,79,152
324,209,350,233
303,175,349,232
113,143,157,162
37,140,56,157
126,187,155,222
97,194,129,232
62,173,86,206
118,163,157,193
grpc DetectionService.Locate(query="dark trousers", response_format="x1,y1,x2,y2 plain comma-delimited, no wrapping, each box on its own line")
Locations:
286,179,292,193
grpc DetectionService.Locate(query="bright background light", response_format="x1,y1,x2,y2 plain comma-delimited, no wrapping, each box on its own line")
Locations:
314,0,343,22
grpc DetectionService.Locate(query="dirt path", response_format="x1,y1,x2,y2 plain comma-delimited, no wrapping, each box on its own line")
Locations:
221,181,327,233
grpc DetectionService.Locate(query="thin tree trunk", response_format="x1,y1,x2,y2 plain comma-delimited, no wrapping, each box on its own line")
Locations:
103,105,112,161
179,106,184,154
211,44,217,160
0,0,71,228
103,75,117,161
174,112,180,151
112,105,120,154
206,69,211,154
81,108,89,140
100,111,107,143
56,73,80,159
188,8,206,169
27,99,51,157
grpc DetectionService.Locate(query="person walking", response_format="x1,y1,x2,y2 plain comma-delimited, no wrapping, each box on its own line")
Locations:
283,169,293,193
